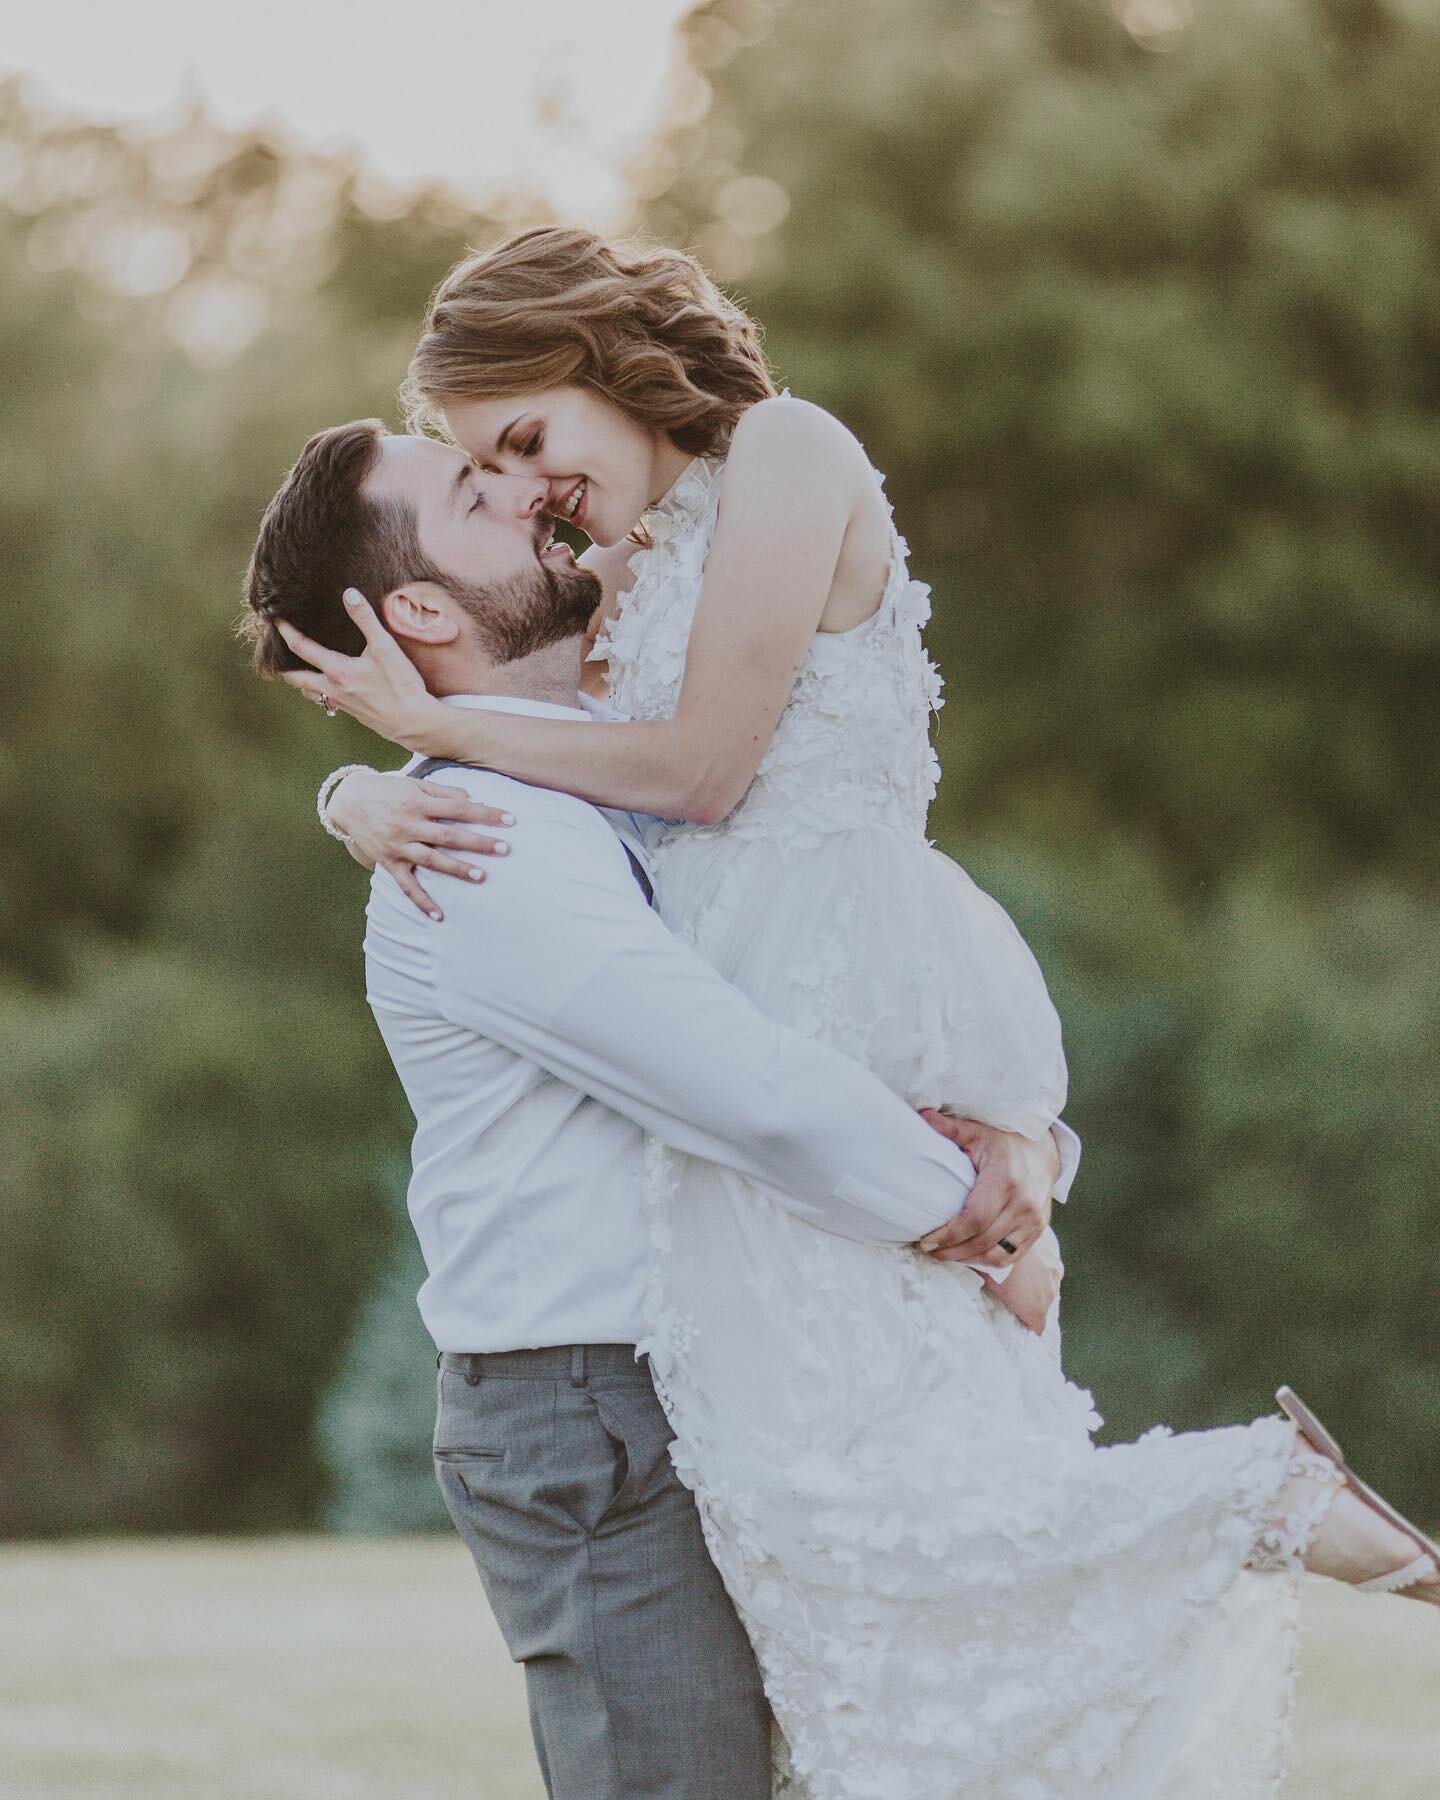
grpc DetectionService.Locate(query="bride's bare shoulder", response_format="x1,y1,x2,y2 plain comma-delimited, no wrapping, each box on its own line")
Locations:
728,395,873,498
733,393,864,456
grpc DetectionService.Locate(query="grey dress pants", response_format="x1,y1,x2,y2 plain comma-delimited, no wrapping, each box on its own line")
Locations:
434,1344,773,1799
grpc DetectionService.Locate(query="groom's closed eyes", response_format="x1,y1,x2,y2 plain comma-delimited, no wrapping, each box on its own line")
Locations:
451,460,486,513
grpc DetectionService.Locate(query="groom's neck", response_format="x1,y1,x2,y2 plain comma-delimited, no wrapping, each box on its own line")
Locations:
428,633,587,710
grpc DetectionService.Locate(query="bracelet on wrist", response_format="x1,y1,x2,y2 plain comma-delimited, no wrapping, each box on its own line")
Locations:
316,764,373,845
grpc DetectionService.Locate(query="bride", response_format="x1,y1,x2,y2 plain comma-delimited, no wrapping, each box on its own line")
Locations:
277,227,1437,1798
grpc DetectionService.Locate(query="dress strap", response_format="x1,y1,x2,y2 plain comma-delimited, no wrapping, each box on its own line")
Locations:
866,465,915,630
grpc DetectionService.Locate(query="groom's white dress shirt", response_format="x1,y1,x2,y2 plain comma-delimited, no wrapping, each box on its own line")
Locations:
365,693,1078,1353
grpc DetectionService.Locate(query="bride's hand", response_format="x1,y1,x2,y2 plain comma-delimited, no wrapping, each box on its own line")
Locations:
331,770,516,919
979,1230,1064,1336
275,592,450,751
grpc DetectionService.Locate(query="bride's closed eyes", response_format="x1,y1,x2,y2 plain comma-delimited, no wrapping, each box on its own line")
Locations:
475,432,539,476
492,417,543,462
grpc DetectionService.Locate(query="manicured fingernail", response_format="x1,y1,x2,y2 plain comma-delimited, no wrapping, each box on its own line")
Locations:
468,868,485,881
429,910,442,920
343,589,362,606
493,843,510,855
500,813,515,826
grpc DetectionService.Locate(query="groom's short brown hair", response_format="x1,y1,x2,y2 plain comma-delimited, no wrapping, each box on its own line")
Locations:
240,419,442,676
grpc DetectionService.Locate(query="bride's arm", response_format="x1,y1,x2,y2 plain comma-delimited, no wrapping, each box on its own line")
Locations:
278,400,867,822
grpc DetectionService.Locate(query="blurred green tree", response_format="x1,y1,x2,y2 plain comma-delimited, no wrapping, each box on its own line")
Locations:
0,86,497,1534
649,0,1440,1508
315,1195,453,1536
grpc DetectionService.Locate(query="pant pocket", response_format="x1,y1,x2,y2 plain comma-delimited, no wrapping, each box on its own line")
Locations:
588,1386,674,1526
432,1447,504,1504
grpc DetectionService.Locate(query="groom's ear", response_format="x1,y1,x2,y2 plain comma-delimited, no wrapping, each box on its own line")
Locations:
379,582,461,646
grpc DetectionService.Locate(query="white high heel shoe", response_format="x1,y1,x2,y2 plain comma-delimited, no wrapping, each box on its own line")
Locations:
1276,1386,1440,1601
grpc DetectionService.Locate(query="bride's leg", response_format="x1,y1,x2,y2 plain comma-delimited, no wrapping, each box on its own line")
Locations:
1249,1427,1440,1603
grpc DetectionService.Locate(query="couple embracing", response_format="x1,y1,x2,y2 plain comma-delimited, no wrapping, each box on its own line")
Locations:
241,227,1436,1799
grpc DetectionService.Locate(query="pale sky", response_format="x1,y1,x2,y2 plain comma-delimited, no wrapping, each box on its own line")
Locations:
5,0,700,224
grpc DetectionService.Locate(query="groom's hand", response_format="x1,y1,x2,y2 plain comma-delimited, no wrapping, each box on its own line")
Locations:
913,1113,1058,1266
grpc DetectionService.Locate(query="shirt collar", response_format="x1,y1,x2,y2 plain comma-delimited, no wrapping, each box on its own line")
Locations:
440,692,591,722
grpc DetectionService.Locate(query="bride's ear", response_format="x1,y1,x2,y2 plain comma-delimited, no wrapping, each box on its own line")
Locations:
380,583,461,646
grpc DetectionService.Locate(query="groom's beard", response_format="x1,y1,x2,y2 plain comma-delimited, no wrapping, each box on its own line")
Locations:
446,558,602,667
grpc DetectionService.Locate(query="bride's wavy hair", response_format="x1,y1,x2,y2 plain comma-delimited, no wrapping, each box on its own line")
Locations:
401,227,777,452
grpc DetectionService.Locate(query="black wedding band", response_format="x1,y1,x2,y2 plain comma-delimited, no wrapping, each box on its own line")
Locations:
998,1237,1018,1255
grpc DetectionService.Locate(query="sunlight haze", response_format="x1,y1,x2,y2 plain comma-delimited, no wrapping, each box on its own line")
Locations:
4,0,698,221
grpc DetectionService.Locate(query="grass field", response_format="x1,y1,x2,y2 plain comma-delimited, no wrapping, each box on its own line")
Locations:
1,1536,1436,1798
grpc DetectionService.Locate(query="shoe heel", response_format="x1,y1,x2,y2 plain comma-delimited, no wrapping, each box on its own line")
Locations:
1275,1385,1347,1465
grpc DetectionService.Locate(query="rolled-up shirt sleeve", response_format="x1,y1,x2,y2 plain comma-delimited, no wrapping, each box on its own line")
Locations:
1051,1120,1081,1202
421,779,976,1244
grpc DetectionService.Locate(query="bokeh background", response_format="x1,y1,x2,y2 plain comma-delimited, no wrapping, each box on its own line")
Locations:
3,0,1437,1566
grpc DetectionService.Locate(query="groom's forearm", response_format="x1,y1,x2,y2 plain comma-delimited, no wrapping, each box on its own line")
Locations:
536,958,978,1243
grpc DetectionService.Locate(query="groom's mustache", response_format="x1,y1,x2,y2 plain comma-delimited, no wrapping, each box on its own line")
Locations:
530,510,573,561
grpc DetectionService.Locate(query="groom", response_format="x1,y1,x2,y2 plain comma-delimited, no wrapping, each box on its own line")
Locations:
242,422,1075,1799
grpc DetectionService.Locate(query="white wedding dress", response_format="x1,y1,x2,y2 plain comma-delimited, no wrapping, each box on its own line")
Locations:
593,442,1341,1799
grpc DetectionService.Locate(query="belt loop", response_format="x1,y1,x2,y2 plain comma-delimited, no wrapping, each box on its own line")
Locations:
465,1354,482,1387
570,1345,586,1387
